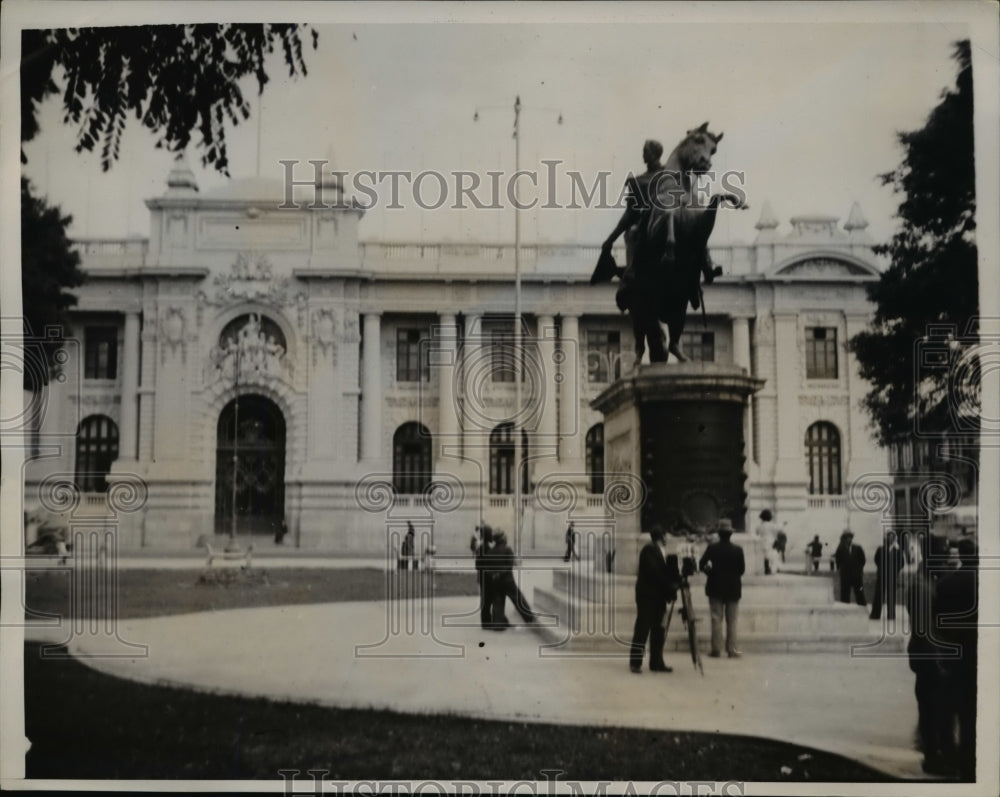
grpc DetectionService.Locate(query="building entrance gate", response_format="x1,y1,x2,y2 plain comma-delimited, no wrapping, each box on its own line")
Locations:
215,394,286,536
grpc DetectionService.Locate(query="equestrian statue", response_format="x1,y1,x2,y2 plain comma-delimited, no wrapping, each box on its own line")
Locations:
591,123,747,364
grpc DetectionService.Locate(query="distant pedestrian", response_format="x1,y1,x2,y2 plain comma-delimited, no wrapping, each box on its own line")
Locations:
563,521,579,562
774,524,788,565
472,524,494,629
870,530,903,620
699,518,745,658
629,523,681,673
398,522,417,570
755,510,777,575
833,530,866,605
489,530,536,629
806,535,824,574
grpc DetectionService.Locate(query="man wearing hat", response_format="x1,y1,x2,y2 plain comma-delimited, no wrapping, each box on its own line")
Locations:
698,518,746,658
630,523,682,673
471,524,494,629
488,530,537,629
833,530,867,605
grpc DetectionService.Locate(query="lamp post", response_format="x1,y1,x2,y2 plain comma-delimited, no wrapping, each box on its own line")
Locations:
474,97,562,552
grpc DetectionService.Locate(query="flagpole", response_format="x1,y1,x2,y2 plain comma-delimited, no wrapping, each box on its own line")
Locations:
513,95,522,551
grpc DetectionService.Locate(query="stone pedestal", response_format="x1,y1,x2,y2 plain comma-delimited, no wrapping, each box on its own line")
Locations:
591,362,764,574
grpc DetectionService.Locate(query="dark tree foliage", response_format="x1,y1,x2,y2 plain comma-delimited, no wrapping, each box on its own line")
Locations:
20,24,317,384
21,24,318,174
850,41,978,446
21,178,85,387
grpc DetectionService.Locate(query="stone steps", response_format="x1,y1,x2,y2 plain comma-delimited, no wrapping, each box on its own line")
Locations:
534,571,905,654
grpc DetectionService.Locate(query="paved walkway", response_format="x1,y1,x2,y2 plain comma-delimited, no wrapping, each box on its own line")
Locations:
23,566,926,781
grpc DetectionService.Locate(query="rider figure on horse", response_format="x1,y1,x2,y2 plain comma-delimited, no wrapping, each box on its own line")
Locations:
601,138,665,272
593,127,734,364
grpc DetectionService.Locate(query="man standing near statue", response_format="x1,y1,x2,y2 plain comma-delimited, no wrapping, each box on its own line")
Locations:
834,530,867,606
699,518,746,659
629,523,682,674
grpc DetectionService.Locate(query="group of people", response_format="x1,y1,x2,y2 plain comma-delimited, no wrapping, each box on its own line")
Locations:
470,524,536,631
630,516,746,673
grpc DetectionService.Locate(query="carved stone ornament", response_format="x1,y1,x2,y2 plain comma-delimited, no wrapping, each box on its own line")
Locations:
209,312,293,385
209,252,290,307
799,394,849,406
311,308,338,367
160,307,187,365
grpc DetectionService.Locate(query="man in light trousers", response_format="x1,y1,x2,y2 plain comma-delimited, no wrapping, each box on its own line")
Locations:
699,518,746,658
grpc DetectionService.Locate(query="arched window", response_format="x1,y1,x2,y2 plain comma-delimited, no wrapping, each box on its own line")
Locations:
805,421,842,495
75,415,119,493
489,422,529,495
393,422,432,494
586,423,605,494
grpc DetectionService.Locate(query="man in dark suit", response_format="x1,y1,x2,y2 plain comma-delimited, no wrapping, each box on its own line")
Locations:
936,538,978,780
699,518,746,658
870,530,904,620
471,524,494,629
489,530,536,629
834,530,867,605
630,523,681,673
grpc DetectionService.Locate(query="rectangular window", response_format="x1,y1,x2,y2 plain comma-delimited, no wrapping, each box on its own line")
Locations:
396,328,430,382
586,330,621,383
84,326,118,380
805,327,838,379
680,331,715,362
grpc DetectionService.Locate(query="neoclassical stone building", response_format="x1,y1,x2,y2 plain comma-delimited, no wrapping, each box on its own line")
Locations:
24,163,893,556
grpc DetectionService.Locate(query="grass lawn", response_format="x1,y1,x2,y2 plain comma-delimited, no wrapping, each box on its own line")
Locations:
23,567,478,620
24,642,897,782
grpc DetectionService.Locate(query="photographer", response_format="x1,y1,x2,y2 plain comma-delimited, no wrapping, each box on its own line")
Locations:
629,523,682,674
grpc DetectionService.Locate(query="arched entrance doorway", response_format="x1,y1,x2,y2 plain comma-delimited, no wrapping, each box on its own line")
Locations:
215,394,286,536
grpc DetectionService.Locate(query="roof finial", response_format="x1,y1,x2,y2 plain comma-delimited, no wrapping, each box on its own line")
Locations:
844,201,869,231
755,200,779,230
166,153,198,194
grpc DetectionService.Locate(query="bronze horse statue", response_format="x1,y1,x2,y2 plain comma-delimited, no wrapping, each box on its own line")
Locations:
593,123,747,364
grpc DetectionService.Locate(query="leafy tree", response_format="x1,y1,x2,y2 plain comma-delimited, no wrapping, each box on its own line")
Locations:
850,40,977,446
20,177,84,388
22,24,318,174
20,24,318,383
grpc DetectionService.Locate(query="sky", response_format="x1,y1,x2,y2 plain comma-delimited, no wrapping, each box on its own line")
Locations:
17,11,976,248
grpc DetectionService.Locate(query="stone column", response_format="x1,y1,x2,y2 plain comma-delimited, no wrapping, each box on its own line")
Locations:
118,311,141,460
772,312,805,483
732,315,755,467
844,312,883,478
137,308,157,461
559,314,580,464
536,314,558,440
437,313,459,455
462,313,482,455
360,313,382,462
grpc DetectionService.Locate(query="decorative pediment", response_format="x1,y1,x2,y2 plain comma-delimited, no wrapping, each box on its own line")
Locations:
773,255,877,279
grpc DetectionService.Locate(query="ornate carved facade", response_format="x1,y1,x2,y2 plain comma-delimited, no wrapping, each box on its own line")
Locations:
24,167,906,556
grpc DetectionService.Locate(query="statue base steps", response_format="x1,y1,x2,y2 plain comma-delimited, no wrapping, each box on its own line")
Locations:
533,569,904,654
